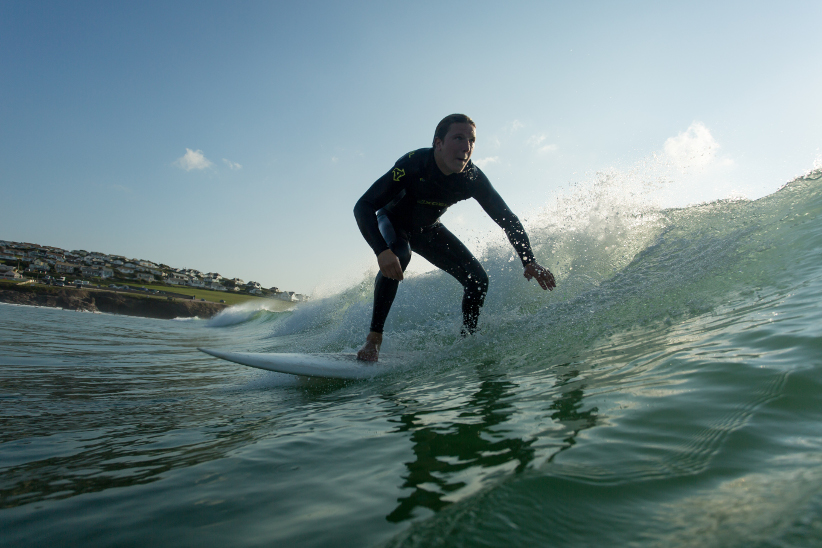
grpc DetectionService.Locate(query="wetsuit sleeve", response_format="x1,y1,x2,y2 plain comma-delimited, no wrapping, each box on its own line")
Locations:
354,162,408,256
471,169,536,266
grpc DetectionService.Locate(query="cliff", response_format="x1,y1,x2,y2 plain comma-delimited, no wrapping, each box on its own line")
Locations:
0,283,226,320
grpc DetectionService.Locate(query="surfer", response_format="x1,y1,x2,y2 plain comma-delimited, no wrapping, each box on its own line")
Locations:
354,114,556,361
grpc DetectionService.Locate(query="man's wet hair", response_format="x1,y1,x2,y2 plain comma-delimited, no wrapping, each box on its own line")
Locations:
433,114,476,147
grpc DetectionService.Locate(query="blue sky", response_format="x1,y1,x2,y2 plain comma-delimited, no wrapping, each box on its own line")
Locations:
2,1,820,293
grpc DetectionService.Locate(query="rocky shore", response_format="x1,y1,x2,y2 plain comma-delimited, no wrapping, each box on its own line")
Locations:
0,283,226,320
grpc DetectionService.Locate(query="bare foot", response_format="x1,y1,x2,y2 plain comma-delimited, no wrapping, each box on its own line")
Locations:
357,331,382,362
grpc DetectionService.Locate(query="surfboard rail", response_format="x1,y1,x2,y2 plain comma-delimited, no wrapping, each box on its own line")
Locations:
198,347,391,379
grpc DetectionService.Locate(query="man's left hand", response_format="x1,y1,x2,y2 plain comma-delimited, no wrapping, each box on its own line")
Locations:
524,263,556,291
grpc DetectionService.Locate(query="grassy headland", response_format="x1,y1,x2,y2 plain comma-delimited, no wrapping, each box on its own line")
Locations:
0,280,229,319
117,282,272,306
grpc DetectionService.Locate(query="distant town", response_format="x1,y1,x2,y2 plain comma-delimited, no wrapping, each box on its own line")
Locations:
0,239,308,302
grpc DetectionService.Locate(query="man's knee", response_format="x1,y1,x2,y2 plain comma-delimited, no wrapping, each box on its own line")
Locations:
478,269,489,292
465,266,489,298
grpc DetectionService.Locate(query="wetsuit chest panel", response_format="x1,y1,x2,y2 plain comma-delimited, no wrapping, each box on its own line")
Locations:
386,151,475,229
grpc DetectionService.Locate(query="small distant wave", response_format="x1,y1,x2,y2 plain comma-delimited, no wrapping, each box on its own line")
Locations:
207,300,294,328
172,316,201,322
0,301,101,314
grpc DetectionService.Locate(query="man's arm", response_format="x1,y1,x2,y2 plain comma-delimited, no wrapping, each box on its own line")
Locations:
472,171,535,265
353,167,407,257
472,169,556,290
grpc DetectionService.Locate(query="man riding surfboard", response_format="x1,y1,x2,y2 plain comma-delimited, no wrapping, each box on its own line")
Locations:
354,114,556,361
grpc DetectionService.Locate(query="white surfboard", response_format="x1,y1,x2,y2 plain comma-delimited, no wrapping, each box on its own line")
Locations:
198,347,394,379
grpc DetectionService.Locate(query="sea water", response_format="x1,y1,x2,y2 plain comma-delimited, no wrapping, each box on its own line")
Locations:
2,169,822,547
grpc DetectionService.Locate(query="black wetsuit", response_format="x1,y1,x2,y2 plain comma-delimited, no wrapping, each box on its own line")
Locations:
354,148,536,334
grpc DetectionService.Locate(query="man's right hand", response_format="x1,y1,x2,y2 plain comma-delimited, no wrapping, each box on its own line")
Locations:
378,249,403,280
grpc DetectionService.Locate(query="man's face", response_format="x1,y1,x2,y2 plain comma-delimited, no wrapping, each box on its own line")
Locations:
434,123,476,175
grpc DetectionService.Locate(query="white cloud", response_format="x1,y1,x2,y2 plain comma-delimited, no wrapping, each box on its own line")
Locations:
526,134,546,147
474,156,499,168
663,122,732,170
174,148,213,171
223,158,242,170
508,120,524,133
526,133,557,154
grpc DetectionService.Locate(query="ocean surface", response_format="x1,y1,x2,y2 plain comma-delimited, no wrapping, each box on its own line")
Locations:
2,168,822,547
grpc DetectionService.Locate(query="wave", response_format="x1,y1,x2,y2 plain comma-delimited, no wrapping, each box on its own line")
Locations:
241,166,822,365
207,299,295,328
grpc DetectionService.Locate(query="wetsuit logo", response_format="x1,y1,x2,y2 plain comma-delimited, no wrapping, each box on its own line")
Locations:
418,199,448,207
392,168,405,181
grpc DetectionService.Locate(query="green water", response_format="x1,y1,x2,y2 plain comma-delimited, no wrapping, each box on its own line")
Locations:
1,171,821,546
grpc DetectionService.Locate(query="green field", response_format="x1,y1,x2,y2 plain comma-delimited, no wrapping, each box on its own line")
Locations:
117,282,285,306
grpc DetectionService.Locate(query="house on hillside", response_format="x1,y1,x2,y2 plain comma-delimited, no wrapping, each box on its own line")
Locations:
136,272,154,282
55,262,79,274
80,266,113,279
166,274,189,285
28,259,50,272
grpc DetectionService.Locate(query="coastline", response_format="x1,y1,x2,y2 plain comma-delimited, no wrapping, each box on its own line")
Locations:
0,283,226,320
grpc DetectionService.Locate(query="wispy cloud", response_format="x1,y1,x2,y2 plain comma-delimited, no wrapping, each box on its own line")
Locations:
109,184,132,194
664,122,733,170
526,134,546,147
526,134,558,154
223,158,242,170
473,156,499,168
174,148,213,171
508,119,524,133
